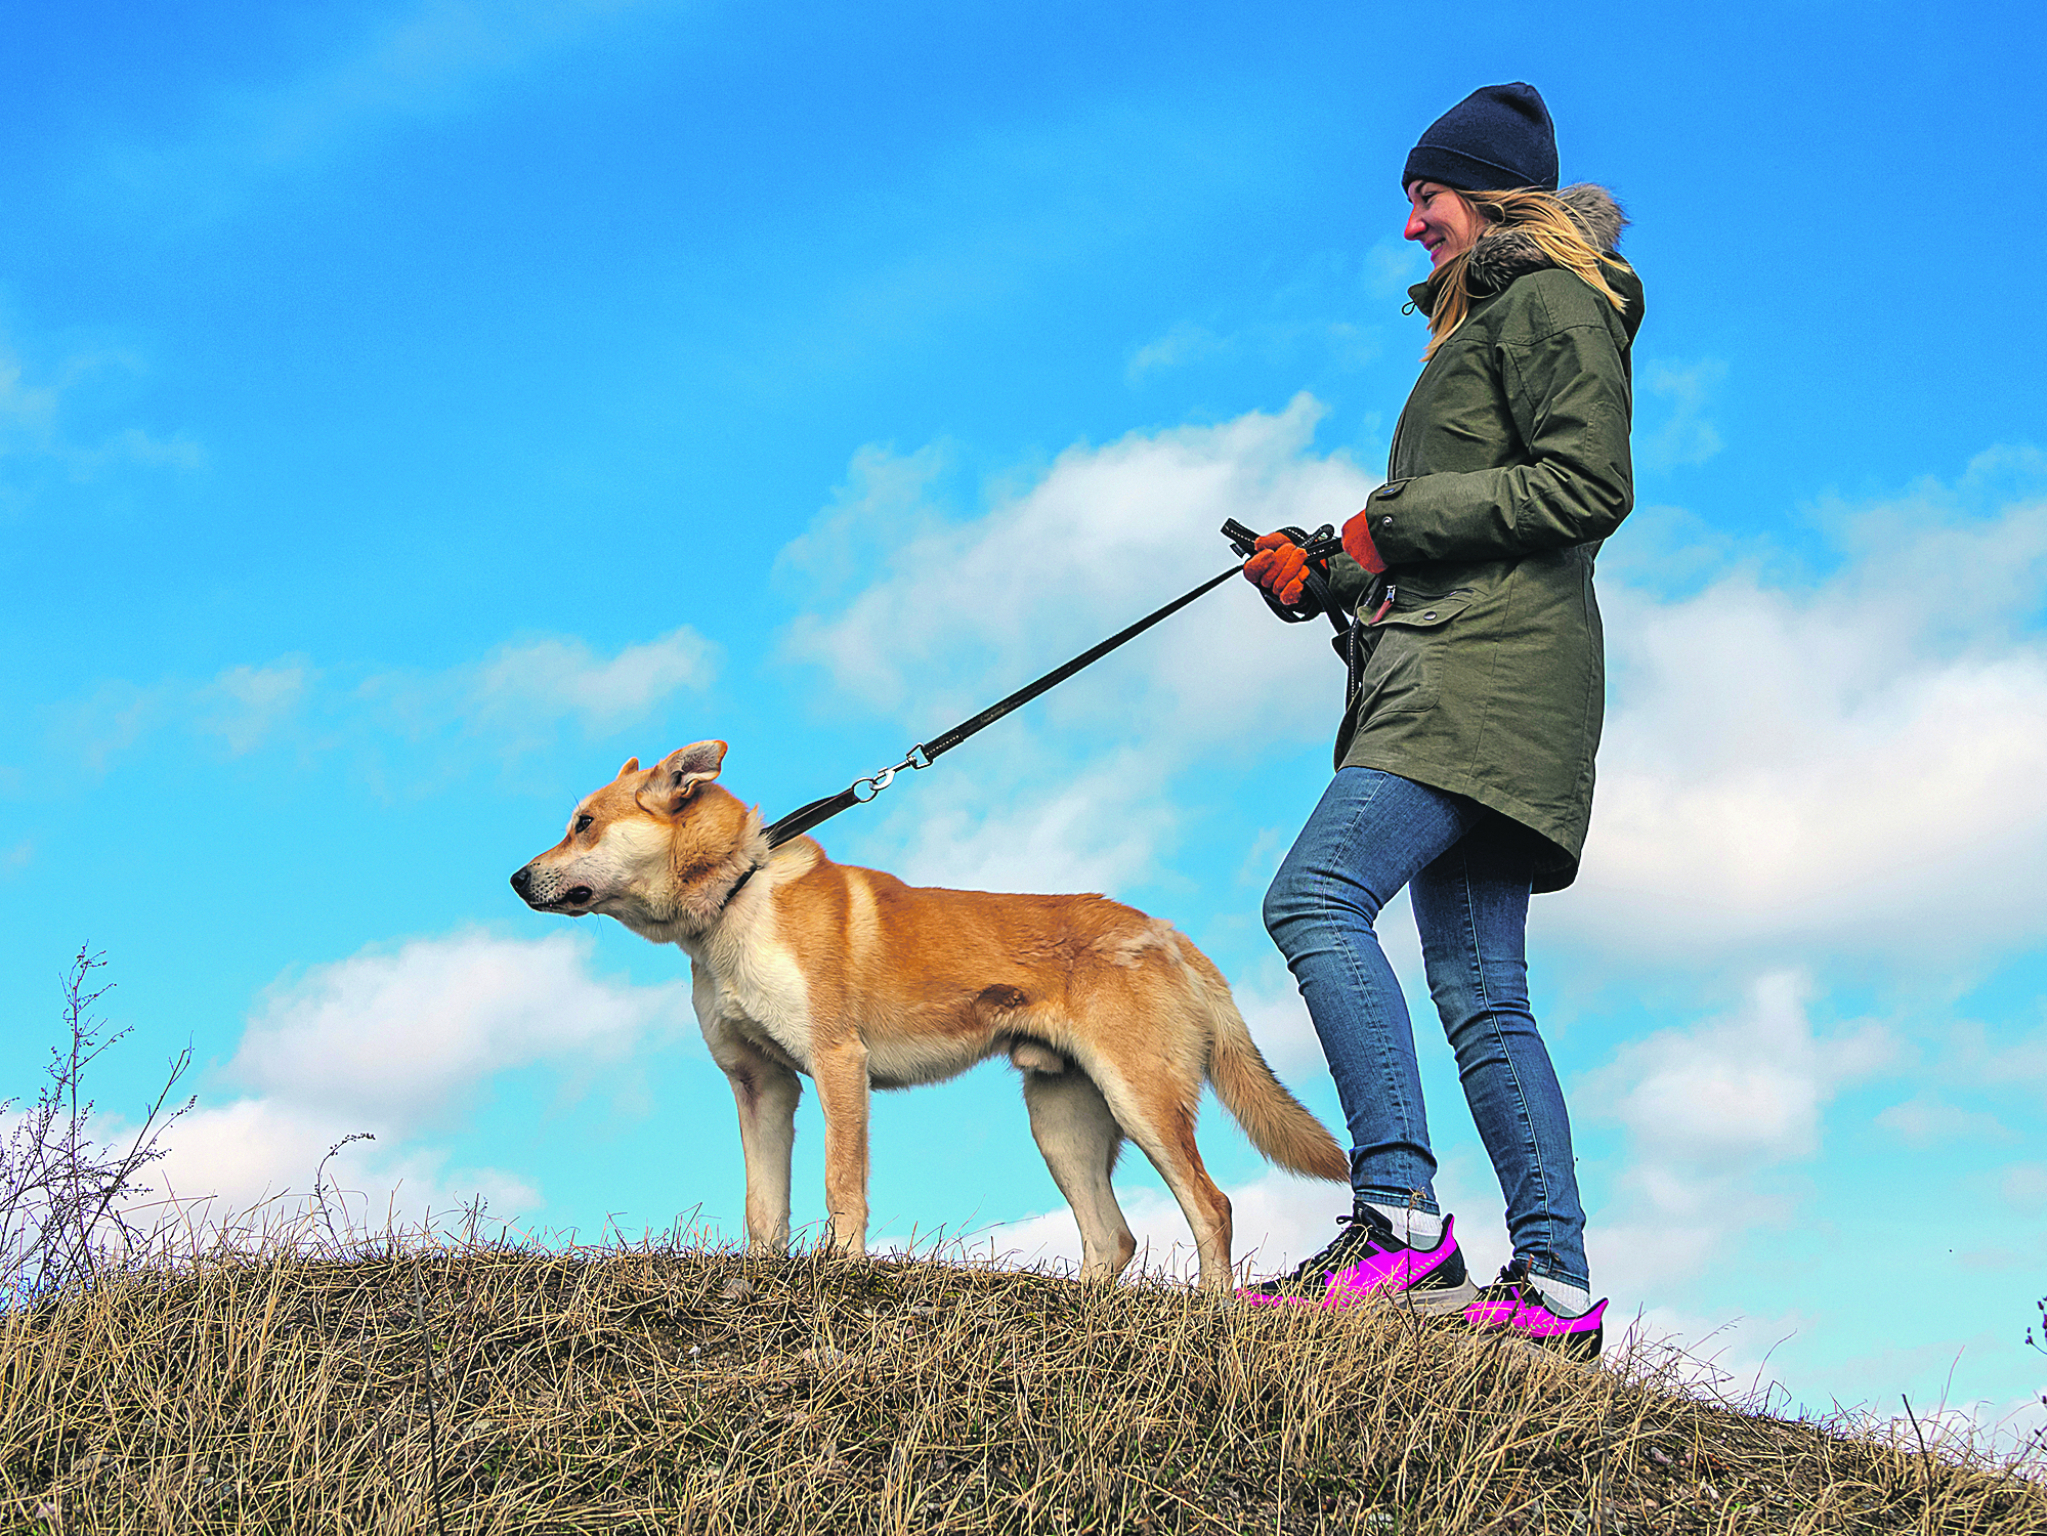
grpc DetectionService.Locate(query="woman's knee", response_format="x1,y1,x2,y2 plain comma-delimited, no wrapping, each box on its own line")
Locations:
1264,857,1376,961
1261,860,1309,945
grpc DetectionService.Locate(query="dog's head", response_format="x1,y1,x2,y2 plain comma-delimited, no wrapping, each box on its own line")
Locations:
509,740,762,941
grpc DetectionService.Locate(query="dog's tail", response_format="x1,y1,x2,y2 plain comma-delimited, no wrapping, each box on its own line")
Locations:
1177,939,1347,1183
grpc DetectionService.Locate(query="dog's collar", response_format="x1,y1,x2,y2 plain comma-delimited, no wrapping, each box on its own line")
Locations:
715,859,762,916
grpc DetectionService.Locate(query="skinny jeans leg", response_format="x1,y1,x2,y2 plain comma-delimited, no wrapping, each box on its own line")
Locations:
1261,768,1477,1213
1411,837,1590,1291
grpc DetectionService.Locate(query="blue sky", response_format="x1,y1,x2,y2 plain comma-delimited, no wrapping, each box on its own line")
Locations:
5,0,2045,1438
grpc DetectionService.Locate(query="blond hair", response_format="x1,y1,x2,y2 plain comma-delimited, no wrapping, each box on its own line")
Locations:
1421,187,1630,359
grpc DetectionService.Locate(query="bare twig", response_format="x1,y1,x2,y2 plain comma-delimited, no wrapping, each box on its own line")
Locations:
2,945,194,1302
310,1132,377,1253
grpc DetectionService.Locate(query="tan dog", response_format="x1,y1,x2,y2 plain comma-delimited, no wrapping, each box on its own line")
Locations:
510,741,1345,1288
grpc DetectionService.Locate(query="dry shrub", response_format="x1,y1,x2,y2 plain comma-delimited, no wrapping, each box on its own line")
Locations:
2,1236,2043,1534
1,948,192,1305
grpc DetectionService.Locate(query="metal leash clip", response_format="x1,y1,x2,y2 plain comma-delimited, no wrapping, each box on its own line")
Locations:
851,745,933,802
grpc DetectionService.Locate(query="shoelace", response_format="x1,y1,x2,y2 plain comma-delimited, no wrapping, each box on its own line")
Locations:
1473,1256,1536,1302
1281,1213,1393,1284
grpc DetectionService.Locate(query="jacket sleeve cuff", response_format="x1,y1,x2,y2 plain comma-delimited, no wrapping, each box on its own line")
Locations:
1359,479,1416,566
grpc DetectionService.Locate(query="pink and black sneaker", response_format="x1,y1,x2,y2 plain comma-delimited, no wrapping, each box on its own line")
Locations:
1463,1257,1607,1359
1238,1206,1478,1314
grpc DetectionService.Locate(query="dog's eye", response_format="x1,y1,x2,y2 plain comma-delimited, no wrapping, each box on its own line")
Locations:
573,814,594,834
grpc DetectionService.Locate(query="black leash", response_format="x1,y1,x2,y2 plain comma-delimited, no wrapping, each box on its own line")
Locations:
762,523,1341,849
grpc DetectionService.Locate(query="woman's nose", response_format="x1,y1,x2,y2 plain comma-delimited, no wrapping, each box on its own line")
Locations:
1403,208,1428,243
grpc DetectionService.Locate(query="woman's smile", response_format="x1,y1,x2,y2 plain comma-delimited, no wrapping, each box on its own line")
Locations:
1404,180,1483,267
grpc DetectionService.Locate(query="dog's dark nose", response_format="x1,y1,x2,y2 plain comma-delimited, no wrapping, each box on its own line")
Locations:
509,867,531,895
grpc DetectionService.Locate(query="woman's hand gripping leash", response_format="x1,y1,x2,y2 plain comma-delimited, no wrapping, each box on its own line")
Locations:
1225,518,1344,626
1225,516,1382,708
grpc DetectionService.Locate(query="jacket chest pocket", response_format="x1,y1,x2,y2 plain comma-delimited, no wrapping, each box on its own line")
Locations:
1351,591,1472,720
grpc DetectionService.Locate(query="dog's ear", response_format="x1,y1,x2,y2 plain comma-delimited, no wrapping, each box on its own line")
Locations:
637,740,727,816
615,757,641,779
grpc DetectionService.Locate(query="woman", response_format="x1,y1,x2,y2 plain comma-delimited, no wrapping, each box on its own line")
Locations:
1239,83,1642,1358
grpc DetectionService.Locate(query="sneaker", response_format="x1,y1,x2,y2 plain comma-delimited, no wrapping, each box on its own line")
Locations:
1462,1257,1606,1359
1238,1206,1478,1315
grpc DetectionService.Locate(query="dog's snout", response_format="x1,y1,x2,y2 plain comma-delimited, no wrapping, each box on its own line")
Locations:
509,866,532,896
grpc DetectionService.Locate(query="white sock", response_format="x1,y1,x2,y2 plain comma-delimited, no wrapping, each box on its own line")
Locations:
1363,1202,1444,1248
1527,1274,1592,1315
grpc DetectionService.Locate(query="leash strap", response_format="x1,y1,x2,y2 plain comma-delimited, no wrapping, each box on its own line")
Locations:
763,560,1247,848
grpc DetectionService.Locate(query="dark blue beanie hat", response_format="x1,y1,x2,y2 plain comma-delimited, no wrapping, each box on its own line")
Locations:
1402,82,1558,193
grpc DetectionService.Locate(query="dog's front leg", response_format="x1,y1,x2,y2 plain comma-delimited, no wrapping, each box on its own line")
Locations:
703,1021,802,1254
810,1032,871,1257
729,1058,802,1253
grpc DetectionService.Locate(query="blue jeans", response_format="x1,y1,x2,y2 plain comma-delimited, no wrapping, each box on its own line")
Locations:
1262,767,1589,1291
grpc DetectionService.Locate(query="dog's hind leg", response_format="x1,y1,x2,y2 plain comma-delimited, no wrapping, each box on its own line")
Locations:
1022,1066,1136,1281
1086,1063,1234,1290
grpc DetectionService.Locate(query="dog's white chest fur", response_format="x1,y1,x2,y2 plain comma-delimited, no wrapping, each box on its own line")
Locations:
684,895,816,1070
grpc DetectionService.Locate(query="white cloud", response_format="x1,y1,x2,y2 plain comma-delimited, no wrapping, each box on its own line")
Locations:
140,1098,539,1238
1121,318,1381,384
0,338,205,484
773,442,953,595
0,346,61,439
784,395,1372,751
1563,489,2047,965
1601,972,1891,1166
74,928,692,1243
1126,322,1224,380
53,657,319,770
856,744,1180,898
466,628,715,732
231,928,691,1131
1585,972,1893,1295
777,400,1372,907
1361,235,1423,300
202,659,312,755
51,678,171,774
364,624,717,744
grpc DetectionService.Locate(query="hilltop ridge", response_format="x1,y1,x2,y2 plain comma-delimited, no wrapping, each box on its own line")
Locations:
3,1245,2042,1533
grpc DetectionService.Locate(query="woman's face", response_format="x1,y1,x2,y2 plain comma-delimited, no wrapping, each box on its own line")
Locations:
1404,181,1484,267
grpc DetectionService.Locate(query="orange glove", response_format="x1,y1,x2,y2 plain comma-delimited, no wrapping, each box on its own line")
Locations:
1341,507,1388,575
1242,530,1310,605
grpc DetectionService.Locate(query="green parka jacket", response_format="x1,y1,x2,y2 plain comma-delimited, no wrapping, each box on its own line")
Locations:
1325,184,1644,892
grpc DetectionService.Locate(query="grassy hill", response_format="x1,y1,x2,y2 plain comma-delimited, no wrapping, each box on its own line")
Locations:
3,1242,2043,1534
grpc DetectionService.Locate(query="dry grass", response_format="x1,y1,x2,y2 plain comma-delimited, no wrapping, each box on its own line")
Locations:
3,1237,2043,1535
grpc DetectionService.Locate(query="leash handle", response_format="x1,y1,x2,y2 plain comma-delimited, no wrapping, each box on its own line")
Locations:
1221,517,1342,566
1221,519,1346,631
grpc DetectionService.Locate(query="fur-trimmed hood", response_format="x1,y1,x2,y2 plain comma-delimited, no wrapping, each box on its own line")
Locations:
1414,183,1631,311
